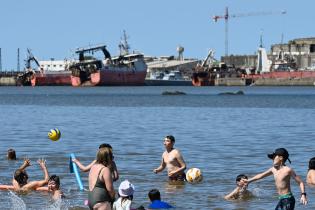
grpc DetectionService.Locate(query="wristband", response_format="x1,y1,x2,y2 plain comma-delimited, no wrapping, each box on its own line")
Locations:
301,192,307,196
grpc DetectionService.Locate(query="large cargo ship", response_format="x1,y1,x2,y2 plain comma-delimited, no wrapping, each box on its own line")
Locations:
17,49,72,86
69,44,147,87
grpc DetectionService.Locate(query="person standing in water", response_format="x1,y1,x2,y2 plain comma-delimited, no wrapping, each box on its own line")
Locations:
246,148,307,210
153,135,186,182
88,147,115,210
72,143,119,181
306,157,315,185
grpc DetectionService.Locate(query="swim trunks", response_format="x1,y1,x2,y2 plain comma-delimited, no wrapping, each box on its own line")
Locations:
275,192,295,210
168,173,186,181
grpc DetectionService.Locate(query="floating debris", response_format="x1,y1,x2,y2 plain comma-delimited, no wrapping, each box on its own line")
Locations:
162,91,186,95
218,90,244,95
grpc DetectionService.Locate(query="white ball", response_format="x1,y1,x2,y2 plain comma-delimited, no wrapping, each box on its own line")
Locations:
186,168,203,183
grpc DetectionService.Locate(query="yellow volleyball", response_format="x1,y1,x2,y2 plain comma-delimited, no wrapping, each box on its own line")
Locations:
48,128,61,141
186,168,203,184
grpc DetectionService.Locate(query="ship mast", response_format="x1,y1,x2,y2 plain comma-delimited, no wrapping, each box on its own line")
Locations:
119,30,130,56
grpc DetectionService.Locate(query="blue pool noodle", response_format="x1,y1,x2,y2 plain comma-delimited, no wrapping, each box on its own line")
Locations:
70,153,84,191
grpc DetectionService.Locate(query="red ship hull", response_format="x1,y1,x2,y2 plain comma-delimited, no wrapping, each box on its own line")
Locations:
247,71,315,79
71,69,147,87
31,71,72,86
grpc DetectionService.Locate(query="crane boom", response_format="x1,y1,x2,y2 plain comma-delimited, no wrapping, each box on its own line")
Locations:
212,7,286,58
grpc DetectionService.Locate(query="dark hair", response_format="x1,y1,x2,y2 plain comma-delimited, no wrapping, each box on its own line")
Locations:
309,157,315,170
49,175,60,187
136,206,145,210
148,189,161,202
165,135,175,143
96,147,113,167
236,174,248,182
14,169,28,186
7,149,16,160
99,143,112,149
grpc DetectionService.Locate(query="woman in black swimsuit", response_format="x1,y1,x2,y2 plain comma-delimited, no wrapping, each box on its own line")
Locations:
88,147,115,210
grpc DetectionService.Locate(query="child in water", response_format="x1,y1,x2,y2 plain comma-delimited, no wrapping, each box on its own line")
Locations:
246,148,307,210
36,175,64,200
307,157,315,185
113,180,135,210
224,174,252,200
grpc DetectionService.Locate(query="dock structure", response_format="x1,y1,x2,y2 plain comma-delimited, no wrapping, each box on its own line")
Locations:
145,56,199,80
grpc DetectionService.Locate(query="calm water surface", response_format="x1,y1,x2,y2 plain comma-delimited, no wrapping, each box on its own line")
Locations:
0,86,315,210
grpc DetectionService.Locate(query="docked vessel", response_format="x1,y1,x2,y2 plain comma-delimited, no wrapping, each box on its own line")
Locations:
145,70,192,86
247,45,315,86
17,49,72,86
69,35,147,87
191,50,243,86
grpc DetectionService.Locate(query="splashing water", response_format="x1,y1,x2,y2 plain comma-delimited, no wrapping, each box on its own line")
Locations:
8,191,26,210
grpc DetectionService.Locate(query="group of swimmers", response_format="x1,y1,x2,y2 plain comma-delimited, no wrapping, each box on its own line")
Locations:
224,147,315,210
1,150,63,200
2,136,315,210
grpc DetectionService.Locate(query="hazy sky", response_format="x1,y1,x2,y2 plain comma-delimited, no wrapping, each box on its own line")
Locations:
1,0,314,69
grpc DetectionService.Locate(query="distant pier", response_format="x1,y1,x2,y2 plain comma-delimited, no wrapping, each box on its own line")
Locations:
0,71,22,86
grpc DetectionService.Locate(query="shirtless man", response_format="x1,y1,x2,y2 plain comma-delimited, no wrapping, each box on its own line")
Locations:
246,148,307,210
153,135,186,181
0,158,49,192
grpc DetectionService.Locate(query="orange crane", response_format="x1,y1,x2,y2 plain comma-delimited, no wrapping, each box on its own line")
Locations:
212,7,286,57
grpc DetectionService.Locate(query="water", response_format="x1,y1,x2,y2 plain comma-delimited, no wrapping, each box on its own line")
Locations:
0,86,315,209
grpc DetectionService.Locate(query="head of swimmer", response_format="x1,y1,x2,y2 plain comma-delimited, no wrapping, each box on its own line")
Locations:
164,135,175,150
48,175,60,191
96,147,113,167
235,174,248,188
14,169,28,187
99,143,114,160
7,148,16,160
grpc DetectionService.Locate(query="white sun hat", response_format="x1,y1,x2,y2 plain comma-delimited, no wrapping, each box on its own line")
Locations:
118,180,135,197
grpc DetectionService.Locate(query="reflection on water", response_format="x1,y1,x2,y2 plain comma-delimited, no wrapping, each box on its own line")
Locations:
0,86,315,209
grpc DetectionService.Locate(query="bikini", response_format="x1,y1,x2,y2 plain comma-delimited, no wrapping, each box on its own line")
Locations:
88,167,112,209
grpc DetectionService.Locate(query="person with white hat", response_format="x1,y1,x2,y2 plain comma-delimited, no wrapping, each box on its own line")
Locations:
113,180,135,210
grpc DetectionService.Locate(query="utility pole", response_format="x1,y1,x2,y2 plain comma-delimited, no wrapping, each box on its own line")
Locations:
17,48,20,71
0,48,2,71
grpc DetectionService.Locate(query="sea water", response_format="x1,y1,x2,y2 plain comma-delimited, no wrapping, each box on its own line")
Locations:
0,86,315,210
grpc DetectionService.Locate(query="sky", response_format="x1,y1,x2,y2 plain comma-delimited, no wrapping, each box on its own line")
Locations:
1,0,314,70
